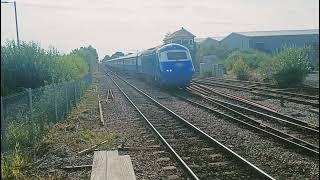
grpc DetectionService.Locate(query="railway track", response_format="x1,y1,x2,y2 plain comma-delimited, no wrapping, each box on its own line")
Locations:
181,85,319,157
193,79,319,107
107,71,275,180
191,83,319,129
194,77,320,94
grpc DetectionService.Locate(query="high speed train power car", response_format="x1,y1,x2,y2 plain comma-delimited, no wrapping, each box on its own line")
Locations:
106,43,195,87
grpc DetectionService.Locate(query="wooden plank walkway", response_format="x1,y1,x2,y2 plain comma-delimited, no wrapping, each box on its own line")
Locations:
91,151,136,180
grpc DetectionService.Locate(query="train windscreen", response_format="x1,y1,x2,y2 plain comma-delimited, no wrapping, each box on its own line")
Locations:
167,52,187,60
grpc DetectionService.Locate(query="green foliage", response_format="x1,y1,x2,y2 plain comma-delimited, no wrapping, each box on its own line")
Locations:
307,44,319,71
1,40,89,96
1,143,25,180
71,45,98,73
102,54,111,62
6,119,33,149
224,49,272,71
51,54,89,82
259,46,311,87
204,70,213,77
231,58,251,80
110,51,125,59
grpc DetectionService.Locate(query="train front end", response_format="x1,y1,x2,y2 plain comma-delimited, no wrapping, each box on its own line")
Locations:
157,43,195,87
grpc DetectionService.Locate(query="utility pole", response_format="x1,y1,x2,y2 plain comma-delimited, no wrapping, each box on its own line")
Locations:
1,1,20,47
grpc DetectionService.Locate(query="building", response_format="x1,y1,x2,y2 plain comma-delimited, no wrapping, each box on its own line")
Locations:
195,37,220,48
220,29,319,54
163,27,196,59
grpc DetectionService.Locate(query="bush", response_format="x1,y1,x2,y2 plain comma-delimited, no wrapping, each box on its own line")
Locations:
1,40,90,96
51,54,89,83
224,49,272,71
259,46,311,87
231,58,250,80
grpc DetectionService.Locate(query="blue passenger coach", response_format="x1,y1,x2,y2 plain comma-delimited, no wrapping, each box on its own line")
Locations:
106,43,195,87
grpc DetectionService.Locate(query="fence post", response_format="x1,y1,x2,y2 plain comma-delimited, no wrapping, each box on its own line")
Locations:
74,81,77,107
79,81,82,100
28,88,34,142
1,96,6,151
65,85,69,115
54,87,58,122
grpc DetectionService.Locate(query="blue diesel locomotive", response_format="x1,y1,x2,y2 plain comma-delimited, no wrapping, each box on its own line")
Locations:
106,43,195,87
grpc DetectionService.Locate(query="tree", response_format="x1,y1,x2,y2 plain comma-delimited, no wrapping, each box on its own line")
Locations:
71,46,98,73
111,52,125,59
102,55,111,62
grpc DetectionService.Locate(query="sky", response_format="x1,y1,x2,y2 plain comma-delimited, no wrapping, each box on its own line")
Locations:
1,0,319,59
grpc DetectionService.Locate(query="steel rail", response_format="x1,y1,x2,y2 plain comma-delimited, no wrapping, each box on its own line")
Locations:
184,87,319,156
110,71,275,180
195,78,319,100
190,85,319,132
107,72,200,180
193,81,319,107
193,83,319,130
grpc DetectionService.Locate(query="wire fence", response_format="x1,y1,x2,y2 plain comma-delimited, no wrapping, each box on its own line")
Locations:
1,73,93,152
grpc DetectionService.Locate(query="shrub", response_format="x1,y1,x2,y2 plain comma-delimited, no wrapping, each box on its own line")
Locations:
224,49,272,71
1,40,90,96
259,46,311,87
231,58,250,80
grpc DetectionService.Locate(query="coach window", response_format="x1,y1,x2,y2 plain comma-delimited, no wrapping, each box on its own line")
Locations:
189,39,193,45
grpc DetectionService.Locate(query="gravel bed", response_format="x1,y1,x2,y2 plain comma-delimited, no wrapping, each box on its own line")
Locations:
98,73,187,179
205,86,319,127
118,72,319,179
113,77,259,179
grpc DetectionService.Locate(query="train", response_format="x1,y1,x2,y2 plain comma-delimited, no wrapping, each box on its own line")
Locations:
106,43,195,87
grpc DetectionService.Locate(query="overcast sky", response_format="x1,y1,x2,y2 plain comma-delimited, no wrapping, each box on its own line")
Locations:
1,0,319,58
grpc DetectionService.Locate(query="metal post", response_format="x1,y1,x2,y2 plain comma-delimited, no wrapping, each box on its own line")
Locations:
74,82,77,107
54,88,58,122
1,96,6,151
65,85,68,115
78,81,81,102
13,1,20,47
28,88,33,141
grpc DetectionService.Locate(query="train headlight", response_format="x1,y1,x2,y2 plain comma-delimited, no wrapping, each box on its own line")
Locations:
166,69,172,72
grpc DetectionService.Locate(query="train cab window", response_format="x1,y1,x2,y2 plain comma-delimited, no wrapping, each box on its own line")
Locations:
167,52,187,60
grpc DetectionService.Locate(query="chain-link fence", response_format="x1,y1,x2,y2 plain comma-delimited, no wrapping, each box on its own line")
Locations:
1,73,93,152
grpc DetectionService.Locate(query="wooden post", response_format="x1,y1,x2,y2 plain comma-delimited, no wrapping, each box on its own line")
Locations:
28,88,34,141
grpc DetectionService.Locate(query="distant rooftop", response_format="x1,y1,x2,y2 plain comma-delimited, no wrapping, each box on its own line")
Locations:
195,36,226,43
235,29,319,37
164,27,196,40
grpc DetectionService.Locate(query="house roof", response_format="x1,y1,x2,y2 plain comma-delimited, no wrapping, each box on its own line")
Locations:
195,36,226,43
235,29,319,37
164,27,196,40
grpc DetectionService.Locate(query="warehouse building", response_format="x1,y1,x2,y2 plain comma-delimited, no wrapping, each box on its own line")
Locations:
220,29,319,54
